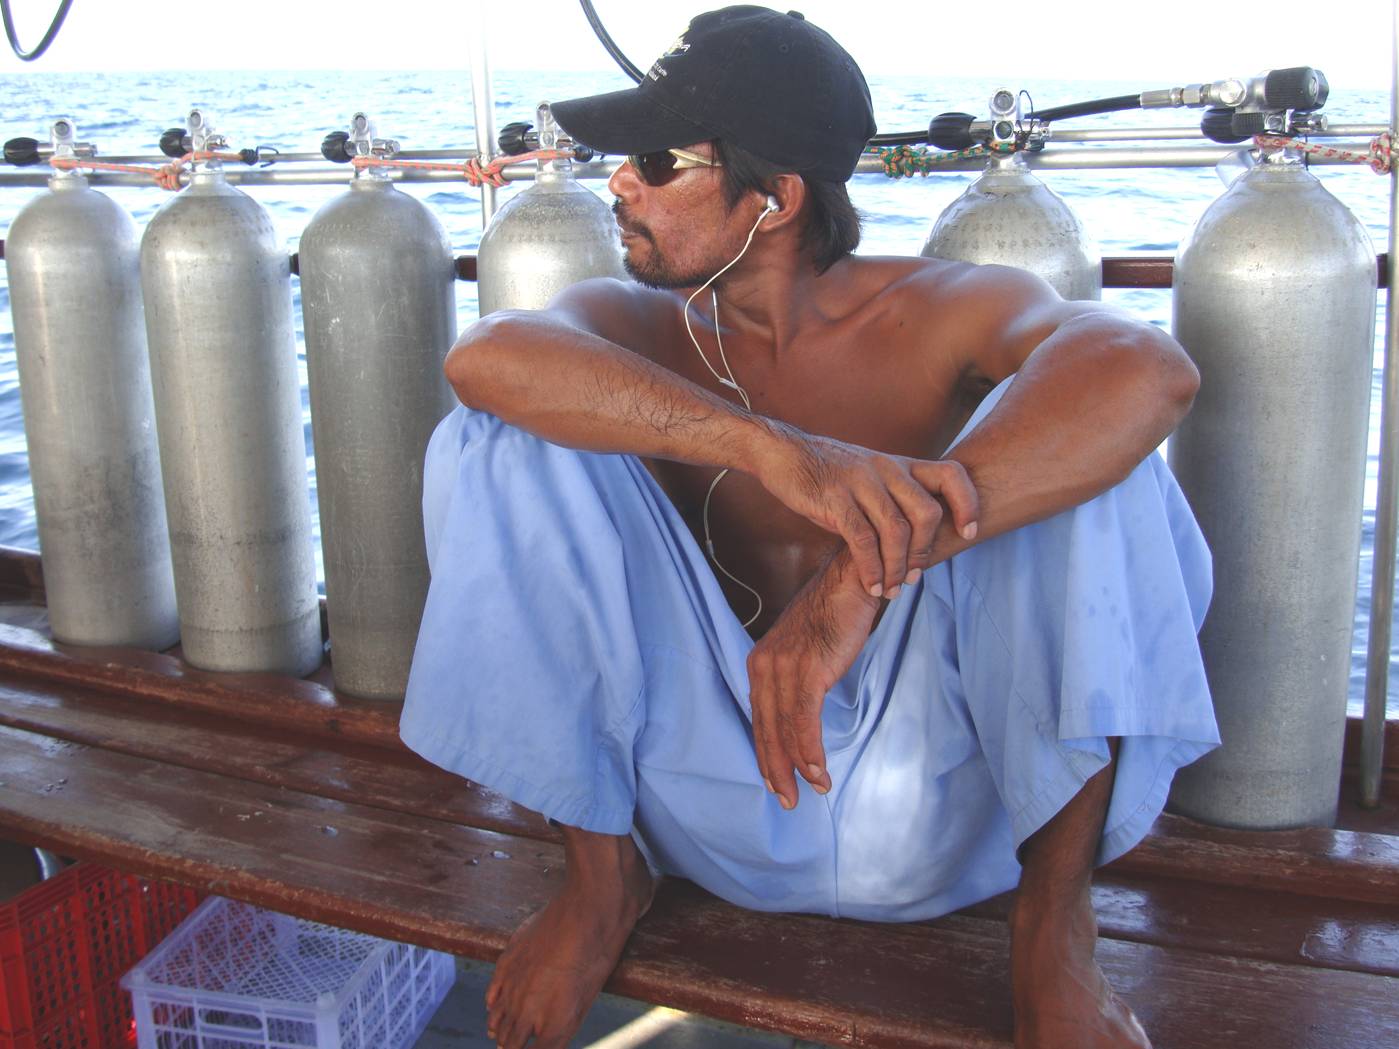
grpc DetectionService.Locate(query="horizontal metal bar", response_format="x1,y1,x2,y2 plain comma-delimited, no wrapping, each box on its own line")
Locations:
90,148,481,165
853,142,1383,173
30,124,1394,165
1046,123,1388,142
0,143,1378,190
1,235,1388,290
0,131,1387,190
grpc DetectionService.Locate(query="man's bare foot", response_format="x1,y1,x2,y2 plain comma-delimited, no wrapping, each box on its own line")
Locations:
1010,887,1151,1049
485,827,656,1049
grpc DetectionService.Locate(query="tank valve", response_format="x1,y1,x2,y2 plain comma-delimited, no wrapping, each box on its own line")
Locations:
498,115,595,163
322,114,400,173
927,90,1039,153
1198,66,1329,144
5,118,94,167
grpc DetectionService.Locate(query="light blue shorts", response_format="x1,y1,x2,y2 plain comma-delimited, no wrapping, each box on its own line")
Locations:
401,380,1219,922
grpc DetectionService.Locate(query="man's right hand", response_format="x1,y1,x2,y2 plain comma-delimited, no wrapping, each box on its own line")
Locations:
753,425,980,598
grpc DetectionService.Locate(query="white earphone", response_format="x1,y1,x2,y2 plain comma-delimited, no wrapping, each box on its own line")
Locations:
679,190,783,628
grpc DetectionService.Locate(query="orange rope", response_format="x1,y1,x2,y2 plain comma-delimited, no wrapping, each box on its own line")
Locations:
350,148,575,187
156,150,248,190
50,155,166,180
1253,132,1393,175
48,145,589,190
49,149,249,190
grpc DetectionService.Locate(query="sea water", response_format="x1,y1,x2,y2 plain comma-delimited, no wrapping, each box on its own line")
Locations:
0,68,1393,716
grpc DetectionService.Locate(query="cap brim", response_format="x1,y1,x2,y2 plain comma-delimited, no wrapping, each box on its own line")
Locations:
551,87,714,156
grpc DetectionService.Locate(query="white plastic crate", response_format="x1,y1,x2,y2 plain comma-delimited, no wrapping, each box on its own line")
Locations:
119,897,456,1049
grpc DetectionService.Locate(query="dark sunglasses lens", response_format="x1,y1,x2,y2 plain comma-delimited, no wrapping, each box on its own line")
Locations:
630,151,678,186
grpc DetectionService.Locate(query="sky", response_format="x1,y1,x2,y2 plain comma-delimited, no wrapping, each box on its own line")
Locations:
0,0,1392,88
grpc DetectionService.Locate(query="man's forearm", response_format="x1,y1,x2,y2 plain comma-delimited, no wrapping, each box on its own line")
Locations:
445,309,782,473
934,313,1198,561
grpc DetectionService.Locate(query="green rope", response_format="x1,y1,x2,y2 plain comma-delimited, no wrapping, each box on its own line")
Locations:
872,142,1017,179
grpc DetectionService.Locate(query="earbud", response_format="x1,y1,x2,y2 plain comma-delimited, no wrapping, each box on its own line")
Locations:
764,194,779,213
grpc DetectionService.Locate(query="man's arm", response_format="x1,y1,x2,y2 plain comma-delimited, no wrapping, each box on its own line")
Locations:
446,285,766,471
750,267,1199,809
446,279,977,596
927,263,1200,559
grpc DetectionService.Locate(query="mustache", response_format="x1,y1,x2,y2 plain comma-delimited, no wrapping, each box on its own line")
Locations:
611,201,655,242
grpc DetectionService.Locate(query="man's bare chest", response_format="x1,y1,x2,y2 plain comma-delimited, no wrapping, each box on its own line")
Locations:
642,323,981,533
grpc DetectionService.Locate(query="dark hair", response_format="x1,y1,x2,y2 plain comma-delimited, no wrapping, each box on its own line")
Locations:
713,139,861,274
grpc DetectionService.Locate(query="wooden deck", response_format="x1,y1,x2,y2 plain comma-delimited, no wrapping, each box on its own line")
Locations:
0,549,1396,1048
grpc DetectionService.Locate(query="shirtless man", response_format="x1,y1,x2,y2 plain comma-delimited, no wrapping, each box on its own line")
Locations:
401,7,1216,1048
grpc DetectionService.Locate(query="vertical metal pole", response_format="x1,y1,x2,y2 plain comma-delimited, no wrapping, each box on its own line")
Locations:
467,2,498,225
1360,0,1399,808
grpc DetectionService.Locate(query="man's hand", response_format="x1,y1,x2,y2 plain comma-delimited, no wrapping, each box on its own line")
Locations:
754,426,979,599
746,550,881,810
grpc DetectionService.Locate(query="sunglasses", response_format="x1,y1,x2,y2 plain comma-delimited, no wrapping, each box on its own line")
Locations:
626,147,722,187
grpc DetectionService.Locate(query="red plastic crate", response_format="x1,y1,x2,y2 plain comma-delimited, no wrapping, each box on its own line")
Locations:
0,863,200,1049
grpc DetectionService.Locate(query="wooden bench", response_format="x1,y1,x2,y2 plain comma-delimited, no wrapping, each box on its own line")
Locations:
0,546,1396,1048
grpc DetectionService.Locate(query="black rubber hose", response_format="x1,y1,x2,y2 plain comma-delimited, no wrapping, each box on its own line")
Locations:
869,131,931,146
1029,93,1141,123
578,0,645,84
2,0,74,62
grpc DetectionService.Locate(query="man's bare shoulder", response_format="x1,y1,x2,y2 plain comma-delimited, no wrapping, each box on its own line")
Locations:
850,254,1059,316
838,255,1083,387
545,277,683,360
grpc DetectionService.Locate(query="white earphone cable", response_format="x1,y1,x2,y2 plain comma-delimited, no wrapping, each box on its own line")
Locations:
683,201,775,629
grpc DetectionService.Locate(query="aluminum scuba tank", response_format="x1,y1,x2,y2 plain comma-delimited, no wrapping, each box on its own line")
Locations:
921,153,1101,300
920,91,1098,299
139,111,322,676
4,120,178,649
476,104,627,314
298,115,457,699
1168,147,1376,829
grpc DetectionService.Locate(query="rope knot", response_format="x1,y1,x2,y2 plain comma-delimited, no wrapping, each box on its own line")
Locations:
1370,132,1393,175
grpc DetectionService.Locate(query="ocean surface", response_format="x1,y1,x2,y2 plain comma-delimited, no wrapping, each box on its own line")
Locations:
0,69,1394,716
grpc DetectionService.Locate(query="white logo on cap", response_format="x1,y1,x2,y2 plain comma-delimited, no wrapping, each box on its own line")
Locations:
647,31,691,80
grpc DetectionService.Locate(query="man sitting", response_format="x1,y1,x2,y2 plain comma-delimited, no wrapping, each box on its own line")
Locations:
402,7,1218,1048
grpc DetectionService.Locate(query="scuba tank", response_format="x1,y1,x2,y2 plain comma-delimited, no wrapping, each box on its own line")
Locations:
921,90,1100,300
4,119,179,649
1168,99,1375,829
140,110,322,676
299,114,457,699
476,103,627,314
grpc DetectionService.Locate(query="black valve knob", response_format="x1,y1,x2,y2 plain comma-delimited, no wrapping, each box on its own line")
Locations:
3,137,41,166
498,121,533,155
927,112,977,151
237,148,259,165
1263,67,1329,111
571,144,596,163
321,131,353,163
1201,107,1256,144
159,128,189,158
1231,112,1269,138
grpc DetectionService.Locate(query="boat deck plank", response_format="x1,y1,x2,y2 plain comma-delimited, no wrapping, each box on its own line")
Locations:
2,557,1398,1047
1,722,1397,1049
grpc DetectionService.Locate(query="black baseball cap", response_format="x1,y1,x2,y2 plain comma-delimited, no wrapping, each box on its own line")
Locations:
551,6,876,183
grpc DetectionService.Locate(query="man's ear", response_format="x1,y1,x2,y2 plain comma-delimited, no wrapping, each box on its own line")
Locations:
761,173,806,228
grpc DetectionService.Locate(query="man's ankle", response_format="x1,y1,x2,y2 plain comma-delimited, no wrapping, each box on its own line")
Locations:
1010,883,1096,949
559,827,651,892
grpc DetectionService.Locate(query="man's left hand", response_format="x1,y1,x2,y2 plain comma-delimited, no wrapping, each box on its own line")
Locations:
746,549,881,810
